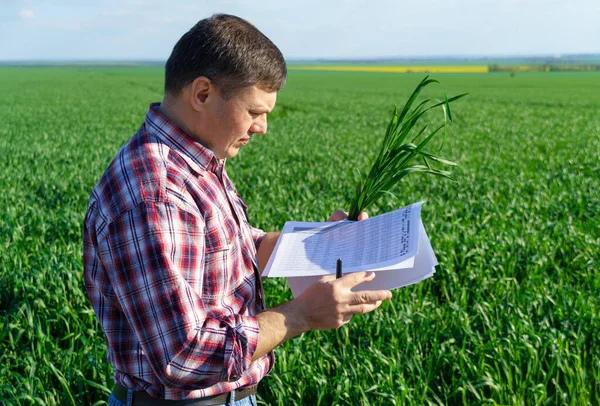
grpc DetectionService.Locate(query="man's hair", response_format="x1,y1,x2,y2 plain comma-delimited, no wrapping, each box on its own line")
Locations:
165,14,287,98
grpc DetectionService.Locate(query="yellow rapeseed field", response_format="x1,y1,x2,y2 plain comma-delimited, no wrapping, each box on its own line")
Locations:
289,65,489,73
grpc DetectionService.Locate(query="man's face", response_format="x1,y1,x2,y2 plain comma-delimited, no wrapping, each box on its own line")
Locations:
199,85,277,159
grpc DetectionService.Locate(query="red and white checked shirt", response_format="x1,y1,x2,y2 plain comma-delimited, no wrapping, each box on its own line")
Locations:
83,103,272,400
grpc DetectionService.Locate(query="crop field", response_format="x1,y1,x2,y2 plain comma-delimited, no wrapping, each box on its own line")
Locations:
290,65,489,73
1,67,599,405
289,65,600,74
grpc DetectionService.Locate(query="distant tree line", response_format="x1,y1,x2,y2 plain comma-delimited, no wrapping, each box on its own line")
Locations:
488,64,600,72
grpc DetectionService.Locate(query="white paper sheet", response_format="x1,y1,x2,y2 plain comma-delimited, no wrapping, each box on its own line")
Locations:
286,220,437,297
264,202,423,277
263,201,439,298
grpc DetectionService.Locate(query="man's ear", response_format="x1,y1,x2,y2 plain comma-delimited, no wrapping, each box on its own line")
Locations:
189,76,213,112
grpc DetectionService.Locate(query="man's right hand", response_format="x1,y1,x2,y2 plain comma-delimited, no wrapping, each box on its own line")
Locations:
294,271,392,331
252,271,391,361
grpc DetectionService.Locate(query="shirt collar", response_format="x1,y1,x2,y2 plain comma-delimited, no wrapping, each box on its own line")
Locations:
144,102,224,174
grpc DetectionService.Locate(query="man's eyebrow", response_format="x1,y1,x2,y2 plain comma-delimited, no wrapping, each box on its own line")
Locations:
251,106,273,114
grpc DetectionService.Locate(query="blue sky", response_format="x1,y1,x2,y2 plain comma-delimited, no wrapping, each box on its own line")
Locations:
1,0,599,61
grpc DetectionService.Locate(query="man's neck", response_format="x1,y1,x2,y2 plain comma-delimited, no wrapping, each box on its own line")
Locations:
158,96,196,140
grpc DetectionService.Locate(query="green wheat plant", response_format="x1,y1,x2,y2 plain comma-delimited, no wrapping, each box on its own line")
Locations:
347,76,468,220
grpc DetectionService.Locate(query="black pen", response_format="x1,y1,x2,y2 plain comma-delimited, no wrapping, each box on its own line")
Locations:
336,258,343,279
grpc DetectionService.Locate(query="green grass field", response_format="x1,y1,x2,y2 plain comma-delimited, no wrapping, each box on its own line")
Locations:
1,67,599,405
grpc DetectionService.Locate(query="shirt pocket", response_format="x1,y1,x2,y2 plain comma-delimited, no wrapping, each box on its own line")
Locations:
202,213,236,302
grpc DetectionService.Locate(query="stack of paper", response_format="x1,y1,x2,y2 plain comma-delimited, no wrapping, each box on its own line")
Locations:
263,202,438,298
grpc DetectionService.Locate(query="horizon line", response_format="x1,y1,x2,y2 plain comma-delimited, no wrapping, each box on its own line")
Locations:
1,52,600,64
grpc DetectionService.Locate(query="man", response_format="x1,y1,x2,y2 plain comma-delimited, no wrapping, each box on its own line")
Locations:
83,14,392,405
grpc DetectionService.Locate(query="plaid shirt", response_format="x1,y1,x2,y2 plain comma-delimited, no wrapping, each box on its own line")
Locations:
83,103,272,400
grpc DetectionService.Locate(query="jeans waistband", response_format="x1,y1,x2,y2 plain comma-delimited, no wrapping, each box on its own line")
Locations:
112,383,257,406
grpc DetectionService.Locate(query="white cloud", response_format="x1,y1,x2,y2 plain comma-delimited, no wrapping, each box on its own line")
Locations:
18,9,35,19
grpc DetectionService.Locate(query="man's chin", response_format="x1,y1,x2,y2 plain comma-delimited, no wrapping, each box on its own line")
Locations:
221,148,240,159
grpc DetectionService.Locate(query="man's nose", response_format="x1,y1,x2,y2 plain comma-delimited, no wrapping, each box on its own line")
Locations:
251,115,267,135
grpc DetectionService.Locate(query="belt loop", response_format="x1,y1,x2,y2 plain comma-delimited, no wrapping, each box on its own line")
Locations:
228,389,236,406
127,387,134,406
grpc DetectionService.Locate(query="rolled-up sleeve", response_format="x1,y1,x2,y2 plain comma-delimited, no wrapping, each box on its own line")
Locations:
97,201,259,389
248,225,267,252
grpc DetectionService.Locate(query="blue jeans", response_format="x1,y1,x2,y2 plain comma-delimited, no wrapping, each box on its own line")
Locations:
108,389,258,406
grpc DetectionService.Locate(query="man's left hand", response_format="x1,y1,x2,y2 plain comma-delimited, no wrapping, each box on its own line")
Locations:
327,210,369,222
